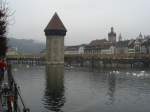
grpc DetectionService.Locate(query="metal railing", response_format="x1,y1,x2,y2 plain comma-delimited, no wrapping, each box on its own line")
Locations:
7,64,30,112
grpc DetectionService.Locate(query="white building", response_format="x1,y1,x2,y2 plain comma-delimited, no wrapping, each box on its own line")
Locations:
65,45,85,55
101,46,115,54
6,47,19,56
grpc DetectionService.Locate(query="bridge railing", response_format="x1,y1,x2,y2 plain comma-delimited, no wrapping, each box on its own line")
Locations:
6,53,150,61
7,64,30,112
64,53,150,59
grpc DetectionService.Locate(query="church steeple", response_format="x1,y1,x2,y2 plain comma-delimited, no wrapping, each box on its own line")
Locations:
139,32,143,39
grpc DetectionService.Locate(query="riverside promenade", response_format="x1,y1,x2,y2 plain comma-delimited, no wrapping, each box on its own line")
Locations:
0,65,30,112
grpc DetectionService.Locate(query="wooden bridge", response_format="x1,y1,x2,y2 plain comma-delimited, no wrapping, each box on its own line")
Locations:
65,54,150,68
64,54,150,61
6,54,45,65
6,54,150,67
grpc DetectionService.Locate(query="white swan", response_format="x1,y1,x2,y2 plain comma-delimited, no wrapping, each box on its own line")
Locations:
112,70,120,74
115,71,120,74
26,65,30,68
132,73,137,76
13,68,18,72
126,72,130,75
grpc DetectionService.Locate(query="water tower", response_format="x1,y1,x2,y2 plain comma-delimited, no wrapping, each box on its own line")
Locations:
44,12,67,64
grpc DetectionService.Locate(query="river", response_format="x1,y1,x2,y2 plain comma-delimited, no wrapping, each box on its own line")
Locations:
12,65,150,112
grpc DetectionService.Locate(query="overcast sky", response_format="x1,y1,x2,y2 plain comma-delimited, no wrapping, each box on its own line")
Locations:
7,0,150,45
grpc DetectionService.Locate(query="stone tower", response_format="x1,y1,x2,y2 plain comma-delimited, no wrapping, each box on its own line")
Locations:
108,27,116,43
44,12,67,64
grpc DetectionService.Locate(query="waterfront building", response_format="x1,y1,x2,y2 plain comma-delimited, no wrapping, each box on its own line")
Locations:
84,45,101,54
115,40,129,54
64,29,150,56
101,46,115,54
128,39,135,48
128,48,135,54
89,39,107,46
128,33,149,54
84,39,114,54
64,45,85,55
128,39,141,54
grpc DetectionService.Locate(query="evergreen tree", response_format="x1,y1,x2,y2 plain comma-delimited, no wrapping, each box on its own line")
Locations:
0,0,8,58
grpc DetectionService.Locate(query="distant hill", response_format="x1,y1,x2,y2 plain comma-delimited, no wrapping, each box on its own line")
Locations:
8,38,46,54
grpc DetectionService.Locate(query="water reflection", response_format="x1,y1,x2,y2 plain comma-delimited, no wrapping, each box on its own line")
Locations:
12,66,150,112
106,73,116,104
43,65,65,112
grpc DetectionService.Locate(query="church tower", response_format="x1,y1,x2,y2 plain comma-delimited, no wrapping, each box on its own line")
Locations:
44,12,67,64
108,27,116,43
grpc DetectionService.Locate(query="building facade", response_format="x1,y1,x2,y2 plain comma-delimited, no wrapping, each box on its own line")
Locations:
64,45,85,55
84,39,114,54
115,40,129,54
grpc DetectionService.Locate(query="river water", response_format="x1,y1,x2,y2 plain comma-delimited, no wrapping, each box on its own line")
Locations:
12,65,150,112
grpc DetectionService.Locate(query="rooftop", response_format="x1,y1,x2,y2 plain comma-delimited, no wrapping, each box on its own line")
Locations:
44,12,67,32
89,39,108,46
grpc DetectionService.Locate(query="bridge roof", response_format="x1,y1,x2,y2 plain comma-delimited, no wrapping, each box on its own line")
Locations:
44,12,67,32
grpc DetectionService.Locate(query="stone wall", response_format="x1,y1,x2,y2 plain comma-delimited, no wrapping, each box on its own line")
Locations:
46,36,64,64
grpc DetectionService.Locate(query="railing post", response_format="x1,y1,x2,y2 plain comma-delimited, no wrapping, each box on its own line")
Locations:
23,108,30,112
7,64,30,112
14,84,18,112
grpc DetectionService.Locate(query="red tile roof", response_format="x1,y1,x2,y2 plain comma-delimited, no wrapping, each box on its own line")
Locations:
45,12,67,31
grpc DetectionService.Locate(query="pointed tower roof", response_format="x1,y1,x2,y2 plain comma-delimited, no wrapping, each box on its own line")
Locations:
139,32,143,38
44,12,67,36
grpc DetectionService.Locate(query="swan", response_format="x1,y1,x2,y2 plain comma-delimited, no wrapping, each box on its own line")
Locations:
13,68,18,72
132,73,137,76
126,72,130,75
26,65,30,68
115,70,120,74
112,70,120,74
